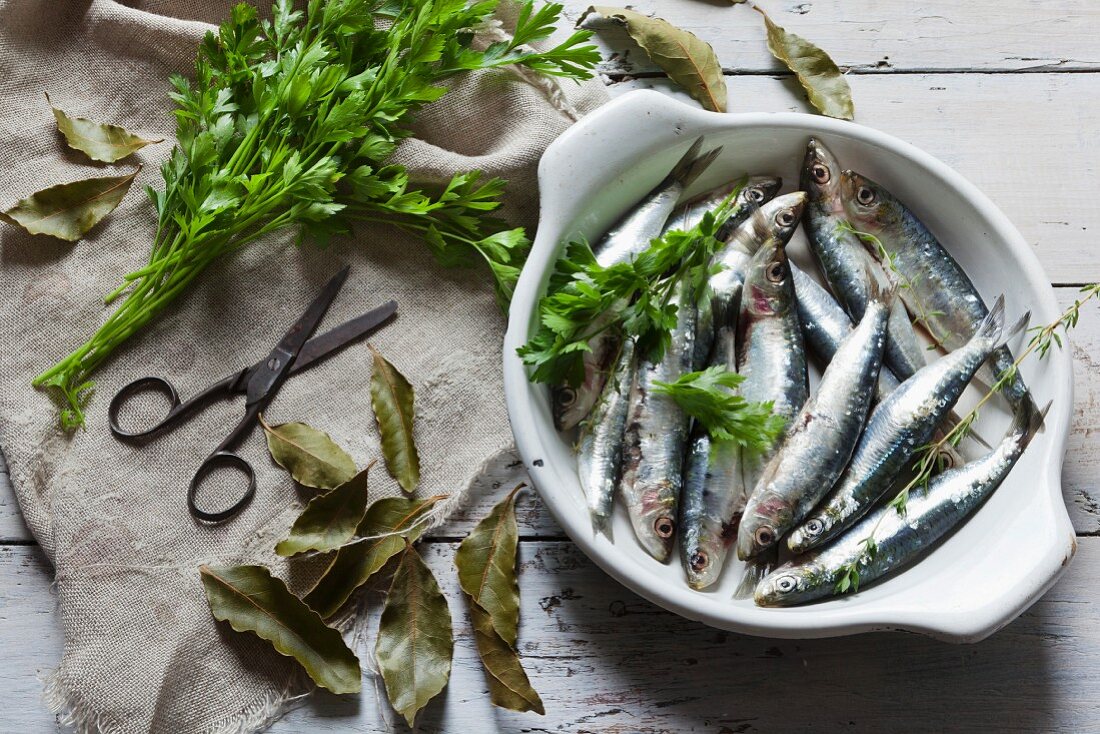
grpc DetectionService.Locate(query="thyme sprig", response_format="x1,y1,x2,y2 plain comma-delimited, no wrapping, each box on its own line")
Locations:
834,283,1100,594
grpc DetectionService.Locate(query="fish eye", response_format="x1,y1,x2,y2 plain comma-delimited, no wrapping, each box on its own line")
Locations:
748,187,765,203
765,261,785,284
811,163,830,184
754,526,775,547
654,516,675,539
689,550,709,572
857,186,877,206
775,209,796,228
555,387,577,408
805,518,824,537
776,575,797,593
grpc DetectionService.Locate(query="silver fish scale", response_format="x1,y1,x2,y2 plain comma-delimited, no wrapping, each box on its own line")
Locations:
791,265,902,403
577,340,635,530
620,280,697,561
738,314,807,431
858,185,1034,411
757,404,1039,607
738,298,890,558
789,306,1005,553
801,142,928,382
679,325,743,588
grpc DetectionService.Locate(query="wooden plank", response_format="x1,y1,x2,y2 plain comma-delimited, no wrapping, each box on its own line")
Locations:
568,0,1100,74
608,72,1100,285
4,540,1100,732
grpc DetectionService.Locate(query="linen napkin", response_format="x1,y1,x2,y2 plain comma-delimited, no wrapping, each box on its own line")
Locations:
0,1,607,730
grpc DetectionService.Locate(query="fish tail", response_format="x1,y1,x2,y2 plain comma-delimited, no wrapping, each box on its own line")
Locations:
973,294,1006,346
945,409,993,449
864,264,898,309
998,310,1031,351
663,136,722,191
1013,399,1052,450
733,547,778,599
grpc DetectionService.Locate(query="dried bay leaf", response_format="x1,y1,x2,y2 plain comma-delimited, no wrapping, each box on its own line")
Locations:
303,494,444,618
260,416,356,490
1,170,139,242
756,6,854,120
369,346,420,493
581,6,727,112
454,484,523,647
376,544,453,727
275,461,376,556
468,600,545,714
48,93,163,163
199,564,361,694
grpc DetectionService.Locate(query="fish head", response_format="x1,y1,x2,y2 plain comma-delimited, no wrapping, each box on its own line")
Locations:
552,384,588,431
724,191,807,254
763,191,808,243
785,513,831,554
800,138,845,214
741,236,795,319
753,562,825,607
838,170,899,234
739,176,783,210
683,515,739,590
630,485,676,562
552,333,622,430
736,492,792,560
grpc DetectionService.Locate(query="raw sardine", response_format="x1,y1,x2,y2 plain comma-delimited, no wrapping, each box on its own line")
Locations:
577,340,635,531
737,281,891,560
620,279,698,561
756,400,1047,607
679,324,742,588
801,139,929,382
733,236,809,590
678,194,807,588
838,169,1037,413
787,297,1025,554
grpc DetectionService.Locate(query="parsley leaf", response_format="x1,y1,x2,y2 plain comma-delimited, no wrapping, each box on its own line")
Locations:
652,366,784,448
517,190,743,387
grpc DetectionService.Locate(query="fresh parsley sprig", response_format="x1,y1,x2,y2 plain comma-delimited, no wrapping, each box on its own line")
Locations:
34,0,599,428
518,193,741,387
653,366,785,448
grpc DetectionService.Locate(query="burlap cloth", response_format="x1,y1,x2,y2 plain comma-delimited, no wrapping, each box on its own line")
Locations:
0,1,606,730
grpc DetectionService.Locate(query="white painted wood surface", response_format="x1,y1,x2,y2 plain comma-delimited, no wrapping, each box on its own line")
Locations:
4,1,1100,731
570,0,1100,73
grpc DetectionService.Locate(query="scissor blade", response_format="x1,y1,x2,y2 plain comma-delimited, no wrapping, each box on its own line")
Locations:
289,300,398,376
245,265,350,404
276,265,351,358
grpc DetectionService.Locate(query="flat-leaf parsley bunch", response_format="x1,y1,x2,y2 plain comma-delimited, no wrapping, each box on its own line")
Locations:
34,0,599,427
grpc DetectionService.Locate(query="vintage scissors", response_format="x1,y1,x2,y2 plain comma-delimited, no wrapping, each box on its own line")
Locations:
108,265,397,524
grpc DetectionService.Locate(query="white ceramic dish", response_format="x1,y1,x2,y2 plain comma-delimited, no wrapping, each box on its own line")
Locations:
502,90,1076,642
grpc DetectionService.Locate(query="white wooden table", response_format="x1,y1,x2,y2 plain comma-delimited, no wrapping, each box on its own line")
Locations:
5,1,1100,731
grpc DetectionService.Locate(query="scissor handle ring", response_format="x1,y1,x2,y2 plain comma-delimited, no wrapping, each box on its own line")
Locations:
188,451,257,524
109,376,182,440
